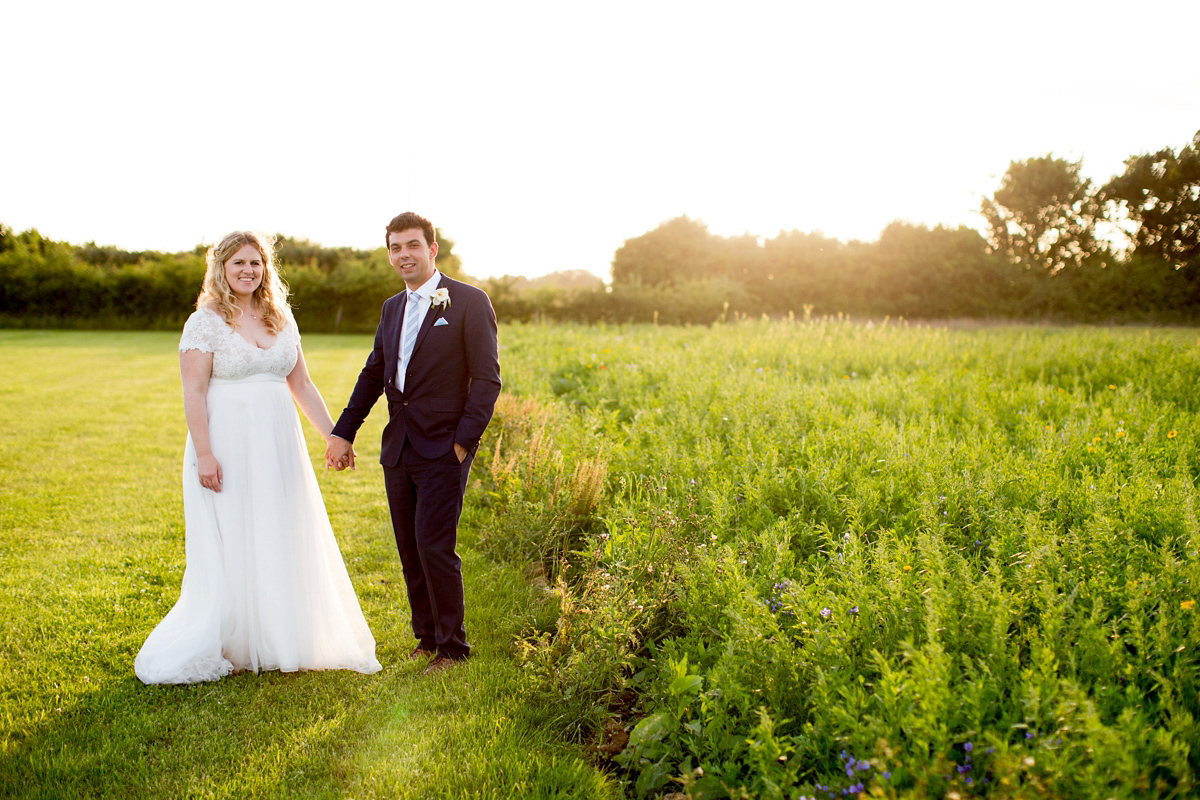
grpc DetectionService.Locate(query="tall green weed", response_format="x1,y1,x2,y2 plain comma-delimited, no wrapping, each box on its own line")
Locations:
475,319,1200,798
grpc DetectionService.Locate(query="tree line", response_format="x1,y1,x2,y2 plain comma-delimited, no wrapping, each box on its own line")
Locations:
592,130,1200,325
0,230,464,334
3,130,1198,330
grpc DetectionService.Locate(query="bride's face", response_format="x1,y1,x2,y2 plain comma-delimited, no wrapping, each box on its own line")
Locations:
224,244,264,299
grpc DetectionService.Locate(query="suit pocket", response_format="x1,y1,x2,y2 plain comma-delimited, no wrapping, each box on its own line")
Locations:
429,397,466,415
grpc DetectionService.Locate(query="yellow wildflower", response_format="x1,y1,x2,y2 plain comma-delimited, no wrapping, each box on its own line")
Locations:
1182,600,1195,611
1108,384,1116,389
903,565,912,572
1117,430,1125,438
1168,430,1178,439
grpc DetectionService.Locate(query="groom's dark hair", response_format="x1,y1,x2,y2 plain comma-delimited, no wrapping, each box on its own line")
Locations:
385,212,437,250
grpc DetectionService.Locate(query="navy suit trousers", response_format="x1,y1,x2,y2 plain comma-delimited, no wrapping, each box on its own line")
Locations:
383,440,473,660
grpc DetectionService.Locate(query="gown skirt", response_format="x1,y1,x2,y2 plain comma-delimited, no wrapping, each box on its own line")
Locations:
135,373,381,684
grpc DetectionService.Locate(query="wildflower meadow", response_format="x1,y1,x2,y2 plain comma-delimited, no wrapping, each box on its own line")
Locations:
479,317,1200,799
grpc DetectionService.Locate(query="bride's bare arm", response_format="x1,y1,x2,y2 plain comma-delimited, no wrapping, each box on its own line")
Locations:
287,347,338,441
181,349,221,492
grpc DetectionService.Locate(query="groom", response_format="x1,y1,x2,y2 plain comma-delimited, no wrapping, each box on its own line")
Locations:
325,212,501,675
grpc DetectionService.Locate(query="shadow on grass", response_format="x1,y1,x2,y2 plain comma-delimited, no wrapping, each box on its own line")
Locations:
0,552,617,800
1,661,396,797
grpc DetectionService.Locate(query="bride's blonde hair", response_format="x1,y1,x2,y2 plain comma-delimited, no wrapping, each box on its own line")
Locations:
197,231,290,334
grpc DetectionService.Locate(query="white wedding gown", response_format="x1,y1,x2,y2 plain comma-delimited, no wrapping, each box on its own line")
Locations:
135,307,381,684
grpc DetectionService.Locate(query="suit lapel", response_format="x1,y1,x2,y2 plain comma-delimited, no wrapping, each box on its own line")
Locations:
386,292,407,386
410,280,452,361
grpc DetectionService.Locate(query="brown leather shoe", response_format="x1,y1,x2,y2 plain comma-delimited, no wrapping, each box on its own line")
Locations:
420,656,460,676
410,647,436,662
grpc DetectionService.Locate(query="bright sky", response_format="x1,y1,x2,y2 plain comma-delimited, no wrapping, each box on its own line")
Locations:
3,0,1197,280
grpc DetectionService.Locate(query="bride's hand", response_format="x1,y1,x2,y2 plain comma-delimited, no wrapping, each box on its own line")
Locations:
198,453,223,492
324,436,356,471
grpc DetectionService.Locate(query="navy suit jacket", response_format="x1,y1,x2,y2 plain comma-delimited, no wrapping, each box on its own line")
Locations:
331,275,501,466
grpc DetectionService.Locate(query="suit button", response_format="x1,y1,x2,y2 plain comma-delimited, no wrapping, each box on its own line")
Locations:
402,401,409,406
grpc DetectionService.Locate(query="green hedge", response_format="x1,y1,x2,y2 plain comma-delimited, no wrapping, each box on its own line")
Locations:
3,224,1199,331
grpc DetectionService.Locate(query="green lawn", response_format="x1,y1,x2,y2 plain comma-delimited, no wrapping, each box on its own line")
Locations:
0,330,616,799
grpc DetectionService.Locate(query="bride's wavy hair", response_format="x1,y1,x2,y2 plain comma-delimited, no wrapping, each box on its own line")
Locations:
197,231,290,334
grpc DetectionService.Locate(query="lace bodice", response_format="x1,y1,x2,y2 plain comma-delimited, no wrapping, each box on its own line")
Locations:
179,306,300,380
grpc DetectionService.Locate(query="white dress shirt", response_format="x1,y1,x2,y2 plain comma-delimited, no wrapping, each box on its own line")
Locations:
396,270,442,392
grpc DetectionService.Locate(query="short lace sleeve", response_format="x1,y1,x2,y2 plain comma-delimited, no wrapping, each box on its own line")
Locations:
179,308,223,353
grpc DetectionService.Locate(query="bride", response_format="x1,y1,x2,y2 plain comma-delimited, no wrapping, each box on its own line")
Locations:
135,231,381,684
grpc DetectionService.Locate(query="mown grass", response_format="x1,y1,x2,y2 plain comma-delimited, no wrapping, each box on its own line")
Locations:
0,330,615,799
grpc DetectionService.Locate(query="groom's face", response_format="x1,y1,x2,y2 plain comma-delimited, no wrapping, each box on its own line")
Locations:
388,228,438,289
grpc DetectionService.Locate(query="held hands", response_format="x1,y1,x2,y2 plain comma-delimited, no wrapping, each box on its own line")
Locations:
321,438,461,470
198,453,223,492
325,436,357,471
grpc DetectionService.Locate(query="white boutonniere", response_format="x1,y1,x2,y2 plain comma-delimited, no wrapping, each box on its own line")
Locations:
431,288,451,310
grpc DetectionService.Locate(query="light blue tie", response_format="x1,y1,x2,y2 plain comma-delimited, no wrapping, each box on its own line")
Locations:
398,291,420,391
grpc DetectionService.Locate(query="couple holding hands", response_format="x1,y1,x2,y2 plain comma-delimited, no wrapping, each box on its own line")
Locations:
134,212,501,684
